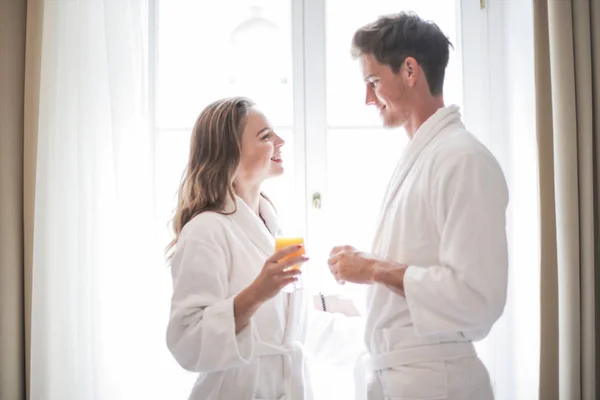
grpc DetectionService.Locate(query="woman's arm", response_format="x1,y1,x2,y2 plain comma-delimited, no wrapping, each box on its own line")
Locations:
167,236,256,372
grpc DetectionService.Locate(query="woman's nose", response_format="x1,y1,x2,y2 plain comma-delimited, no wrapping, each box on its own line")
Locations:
275,134,285,147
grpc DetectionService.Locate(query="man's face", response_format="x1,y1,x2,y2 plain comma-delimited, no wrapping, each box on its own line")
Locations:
359,53,412,128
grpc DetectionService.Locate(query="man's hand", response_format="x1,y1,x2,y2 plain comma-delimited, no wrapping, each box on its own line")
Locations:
328,245,409,295
327,245,377,284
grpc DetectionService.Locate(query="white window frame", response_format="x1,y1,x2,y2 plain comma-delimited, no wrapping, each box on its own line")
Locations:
148,0,502,273
292,0,498,259
150,0,517,396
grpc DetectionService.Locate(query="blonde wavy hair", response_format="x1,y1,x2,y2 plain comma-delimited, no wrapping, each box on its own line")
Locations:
166,97,255,258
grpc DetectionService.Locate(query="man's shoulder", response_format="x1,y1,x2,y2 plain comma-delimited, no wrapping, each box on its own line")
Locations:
429,126,498,166
425,126,506,190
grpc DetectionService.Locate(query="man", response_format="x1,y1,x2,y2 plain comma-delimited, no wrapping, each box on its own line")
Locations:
327,12,509,400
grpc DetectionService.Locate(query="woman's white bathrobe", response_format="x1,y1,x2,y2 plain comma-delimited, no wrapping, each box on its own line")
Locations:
167,195,317,400
357,105,509,400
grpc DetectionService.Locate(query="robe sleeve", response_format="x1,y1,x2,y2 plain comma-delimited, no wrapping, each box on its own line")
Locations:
166,234,254,372
403,151,509,338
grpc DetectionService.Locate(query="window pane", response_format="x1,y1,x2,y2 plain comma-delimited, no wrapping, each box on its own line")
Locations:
308,128,408,293
311,0,461,295
325,0,461,127
327,127,408,243
158,0,294,128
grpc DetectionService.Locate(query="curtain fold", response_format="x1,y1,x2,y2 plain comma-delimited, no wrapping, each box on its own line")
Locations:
590,2,600,394
0,0,27,399
24,1,45,397
533,0,599,398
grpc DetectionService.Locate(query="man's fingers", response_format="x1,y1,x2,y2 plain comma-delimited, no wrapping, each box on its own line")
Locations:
330,269,345,285
327,253,339,267
328,255,347,285
330,245,353,256
330,244,356,259
330,246,345,257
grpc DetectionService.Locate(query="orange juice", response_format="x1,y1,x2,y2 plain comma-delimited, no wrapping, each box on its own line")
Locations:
275,237,305,270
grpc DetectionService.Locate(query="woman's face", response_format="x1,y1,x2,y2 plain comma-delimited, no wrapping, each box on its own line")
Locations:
236,108,285,185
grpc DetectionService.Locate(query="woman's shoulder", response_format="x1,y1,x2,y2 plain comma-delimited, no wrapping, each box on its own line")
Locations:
179,210,231,244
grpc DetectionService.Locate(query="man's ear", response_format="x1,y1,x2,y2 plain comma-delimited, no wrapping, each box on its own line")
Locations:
403,57,418,86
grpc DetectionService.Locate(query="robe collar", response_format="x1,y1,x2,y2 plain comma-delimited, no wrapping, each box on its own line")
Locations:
373,105,464,247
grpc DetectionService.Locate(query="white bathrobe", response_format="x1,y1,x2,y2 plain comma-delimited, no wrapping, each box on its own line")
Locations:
167,195,313,400
357,105,509,400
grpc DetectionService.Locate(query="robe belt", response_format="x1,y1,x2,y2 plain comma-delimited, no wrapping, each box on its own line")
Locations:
254,341,304,400
369,342,476,371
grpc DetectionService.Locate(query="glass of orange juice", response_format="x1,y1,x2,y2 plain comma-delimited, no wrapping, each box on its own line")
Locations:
275,236,306,292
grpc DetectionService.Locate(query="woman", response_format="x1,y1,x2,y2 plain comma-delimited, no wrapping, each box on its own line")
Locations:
166,97,322,400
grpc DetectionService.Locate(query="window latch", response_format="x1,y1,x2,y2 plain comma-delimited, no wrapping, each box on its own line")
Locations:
312,192,322,209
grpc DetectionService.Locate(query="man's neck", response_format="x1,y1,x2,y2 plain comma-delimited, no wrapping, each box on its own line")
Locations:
405,96,445,139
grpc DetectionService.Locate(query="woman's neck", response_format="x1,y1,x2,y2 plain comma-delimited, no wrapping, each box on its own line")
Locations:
235,182,262,216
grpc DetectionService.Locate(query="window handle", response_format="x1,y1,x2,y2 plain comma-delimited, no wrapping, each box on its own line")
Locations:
312,192,322,209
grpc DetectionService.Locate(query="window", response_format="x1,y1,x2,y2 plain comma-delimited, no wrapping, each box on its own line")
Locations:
154,0,479,291
153,1,511,399
309,0,464,294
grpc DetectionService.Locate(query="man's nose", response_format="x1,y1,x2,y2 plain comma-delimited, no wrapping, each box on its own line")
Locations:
365,86,377,106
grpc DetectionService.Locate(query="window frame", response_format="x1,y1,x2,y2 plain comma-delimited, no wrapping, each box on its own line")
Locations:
149,0,515,396
148,0,502,284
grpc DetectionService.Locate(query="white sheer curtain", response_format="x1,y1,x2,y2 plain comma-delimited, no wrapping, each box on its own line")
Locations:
474,1,540,399
29,1,192,399
27,1,541,399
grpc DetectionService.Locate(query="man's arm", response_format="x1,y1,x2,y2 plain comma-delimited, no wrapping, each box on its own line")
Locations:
372,260,408,296
328,150,509,337
399,151,509,337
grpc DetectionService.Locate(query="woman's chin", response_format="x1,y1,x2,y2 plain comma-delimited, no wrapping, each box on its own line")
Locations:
269,164,285,177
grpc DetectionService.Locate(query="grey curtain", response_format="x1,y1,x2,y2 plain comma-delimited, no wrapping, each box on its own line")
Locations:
0,0,42,398
0,0,27,399
533,0,599,399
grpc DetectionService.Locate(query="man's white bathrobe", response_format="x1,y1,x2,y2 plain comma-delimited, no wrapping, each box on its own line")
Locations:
358,105,509,399
167,195,314,400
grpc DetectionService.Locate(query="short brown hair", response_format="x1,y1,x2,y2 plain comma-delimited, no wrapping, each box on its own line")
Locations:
351,12,452,95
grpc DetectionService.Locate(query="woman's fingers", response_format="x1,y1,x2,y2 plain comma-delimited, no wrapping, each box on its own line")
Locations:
279,276,299,287
281,266,303,278
277,255,309,271
267,244,304,264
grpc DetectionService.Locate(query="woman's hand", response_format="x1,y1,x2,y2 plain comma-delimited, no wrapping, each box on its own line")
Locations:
251,244,308,302
233,244,308,333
